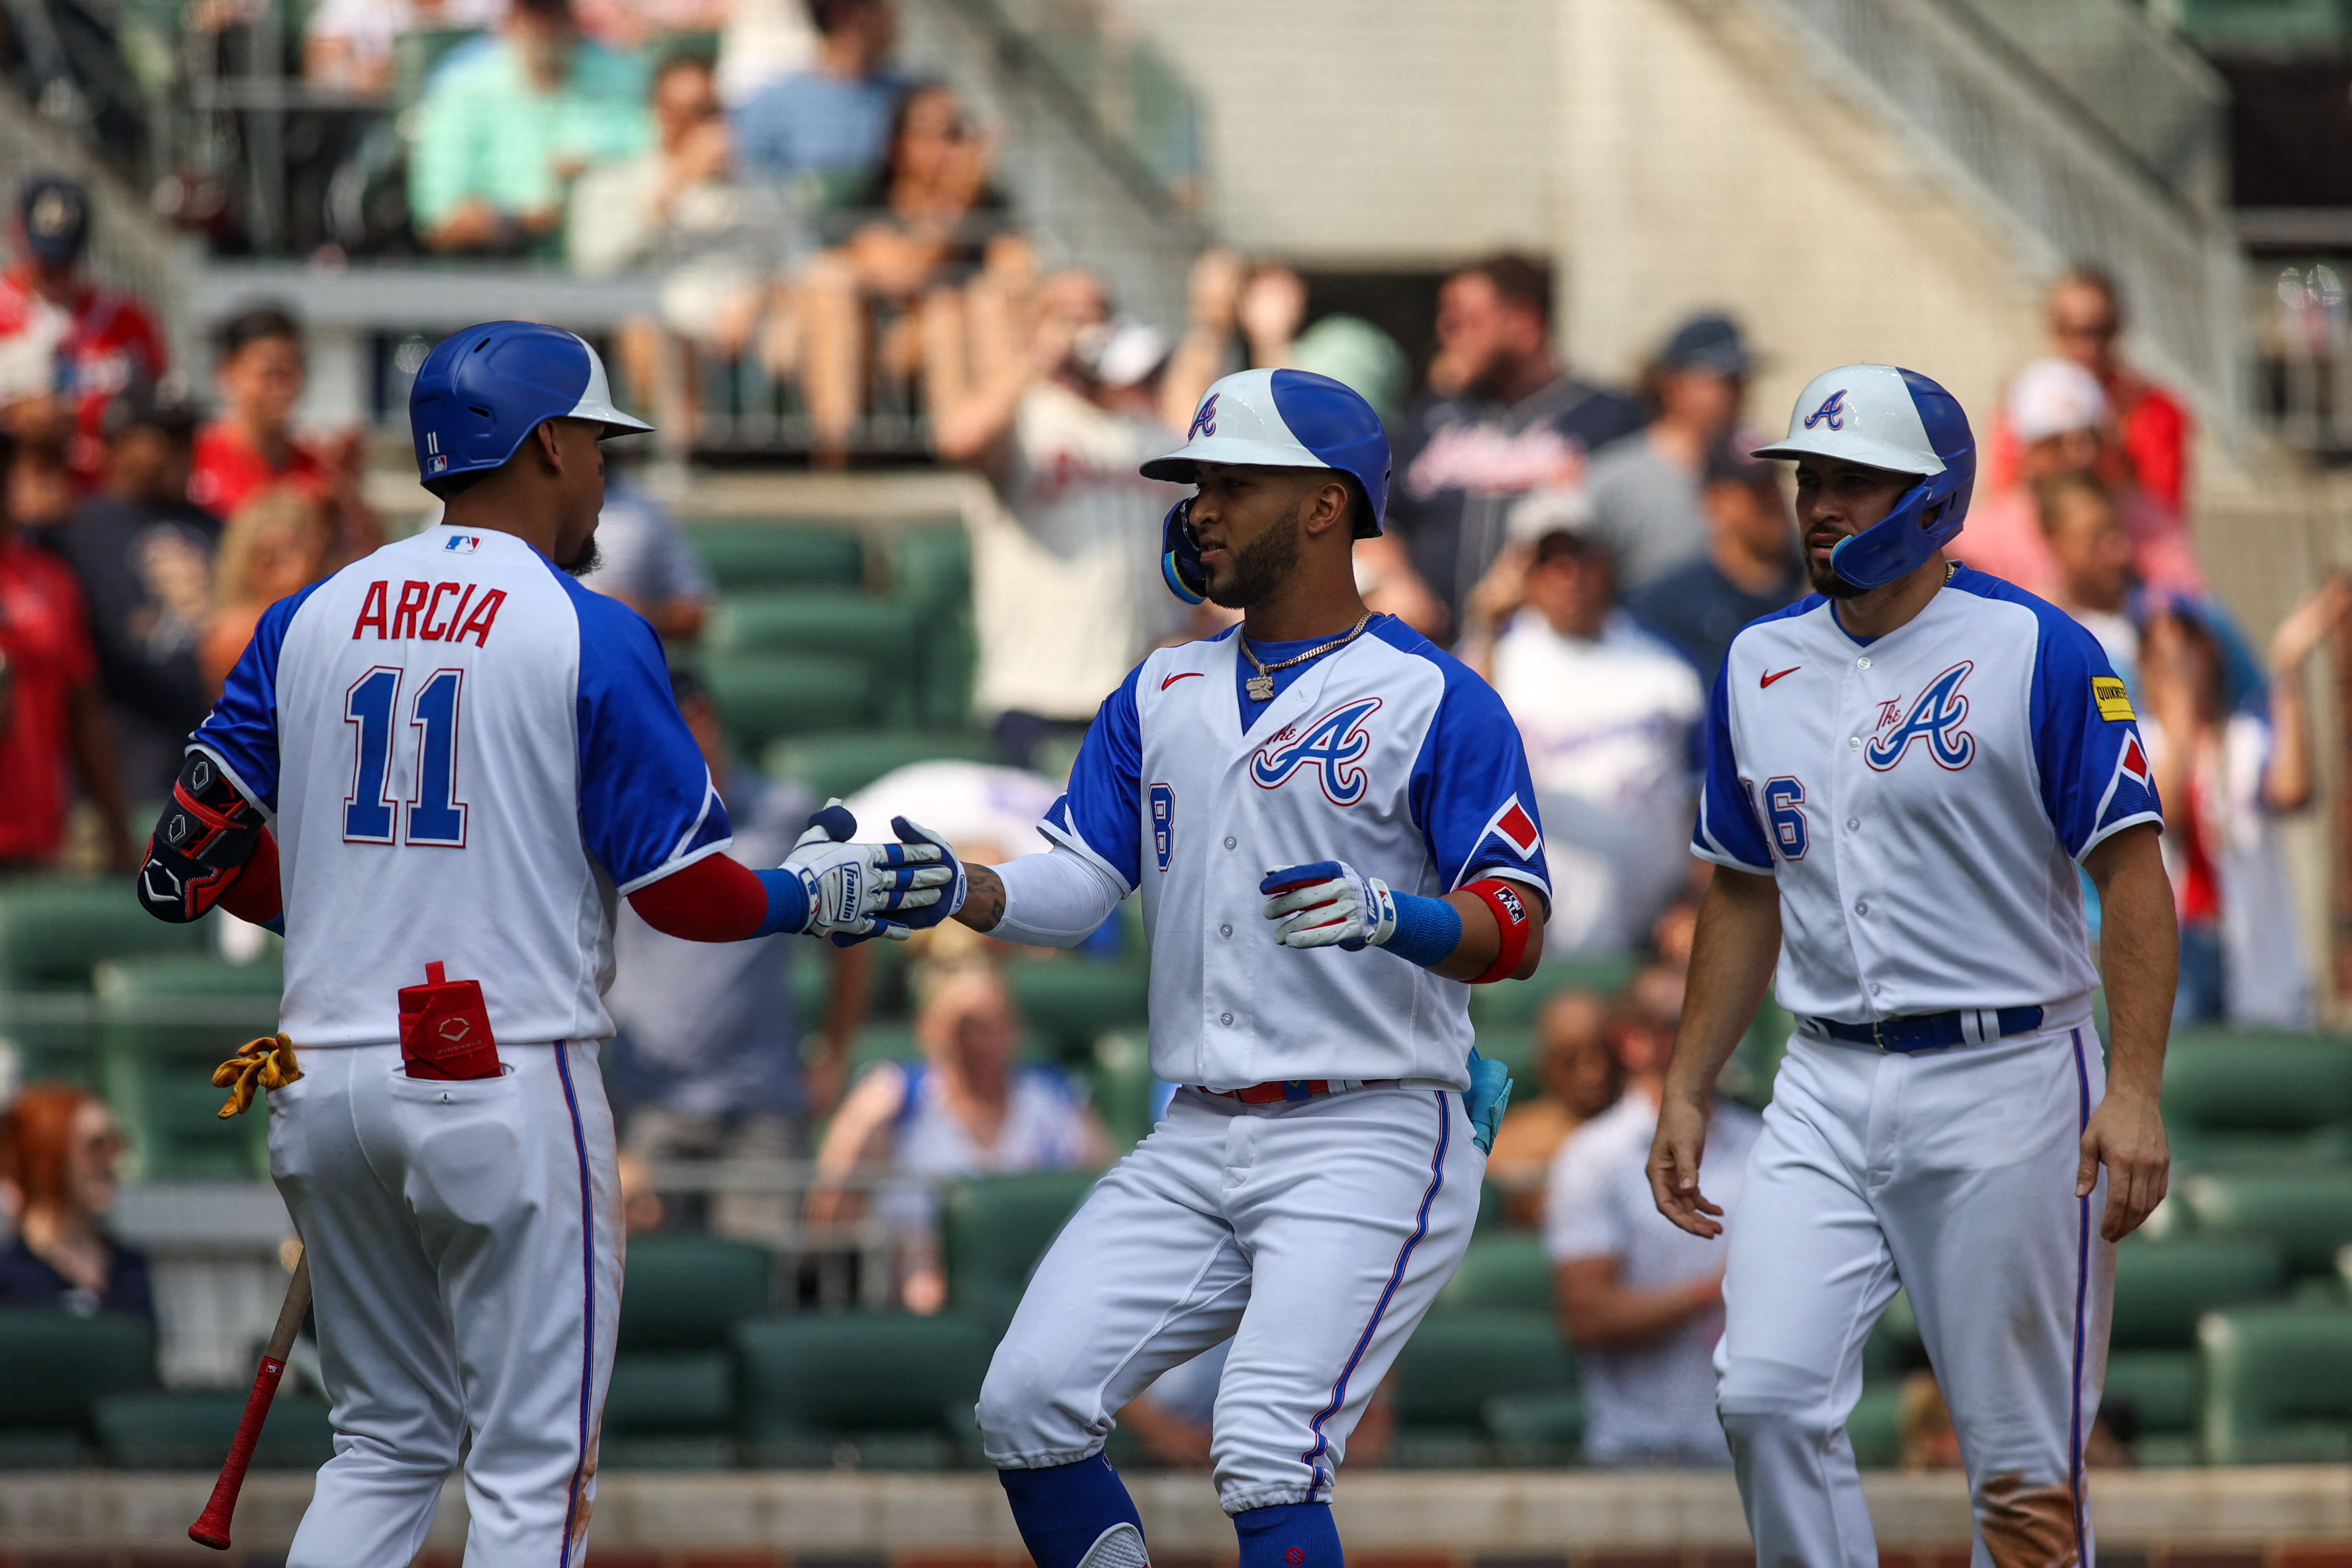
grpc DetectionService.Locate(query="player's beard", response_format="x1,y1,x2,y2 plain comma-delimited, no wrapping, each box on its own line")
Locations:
560,535,603,578
1805,532,1865,599
1206,500,1302,609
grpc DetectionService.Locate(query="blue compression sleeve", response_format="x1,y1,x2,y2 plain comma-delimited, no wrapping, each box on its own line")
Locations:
999,1456,1145,1568
1380,891,1462,969
1235,1501,1342,1568
751,868,810,937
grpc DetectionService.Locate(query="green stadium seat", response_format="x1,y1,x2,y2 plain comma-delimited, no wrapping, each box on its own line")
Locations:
1390,1309,1575,1466
2164,1033,2352,1166
1846,1382,1906,1469
940,1170,1099,1329
1467,954,1638,1029
0,1308,153,1462
2167,0,2350,55
2105,1351,2200,1461
1468,1024,1536,1098
2112,1236,2288,1350
1482,1388,1583,1465
733,1311,995,1468
1005,958,1149,1057
2175,1172,2352,1276
619,1234,772,1351
607,1216,766,1459
1077,1031,1158,1152
887,526,976,727
0,876,206,990
2200,1305,2352,1464
93,958,283,1181
703,654,876,752
601,1351,738,1468
764,729,1000,802
92,1389,334,1470
708,593,923,725
684,521,865,592
1436,1235,1554,1316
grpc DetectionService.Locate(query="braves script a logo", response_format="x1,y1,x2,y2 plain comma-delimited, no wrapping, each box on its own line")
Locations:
1188,393,1220,442
1803,388,1850,431
1251,698,1381,805
1865,661,1976,771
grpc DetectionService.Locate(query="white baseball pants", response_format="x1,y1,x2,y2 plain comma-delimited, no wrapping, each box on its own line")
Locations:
979,1083,1482,1514
1715,1020,2114,1568
267,1041,622,1568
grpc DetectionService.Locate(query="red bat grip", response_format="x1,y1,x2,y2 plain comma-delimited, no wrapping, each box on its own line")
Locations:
187,1355,285,1549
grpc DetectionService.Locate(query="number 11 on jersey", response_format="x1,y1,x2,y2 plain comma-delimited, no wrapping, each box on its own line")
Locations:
345,667,470,847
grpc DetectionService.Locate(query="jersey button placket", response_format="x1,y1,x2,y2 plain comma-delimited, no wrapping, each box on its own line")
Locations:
1831,655,1879,1007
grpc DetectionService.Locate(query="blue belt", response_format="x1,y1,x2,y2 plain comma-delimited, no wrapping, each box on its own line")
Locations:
1806,1006,2045,1053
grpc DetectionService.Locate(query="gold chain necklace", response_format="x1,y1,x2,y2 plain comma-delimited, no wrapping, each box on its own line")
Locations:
1239,613,1374,702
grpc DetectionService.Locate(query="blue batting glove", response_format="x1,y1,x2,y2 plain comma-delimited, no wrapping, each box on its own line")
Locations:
888,816,967,931
1260,860,1397,953
1465,1047,1513,1155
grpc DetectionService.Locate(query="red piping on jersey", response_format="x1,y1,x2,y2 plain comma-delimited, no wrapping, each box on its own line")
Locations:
628,853,768,942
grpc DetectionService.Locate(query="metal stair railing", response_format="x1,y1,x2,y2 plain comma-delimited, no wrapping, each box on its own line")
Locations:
898,0,1209,335
1752,0,2244,440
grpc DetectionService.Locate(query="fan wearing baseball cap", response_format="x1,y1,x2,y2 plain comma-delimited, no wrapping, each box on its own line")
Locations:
0,175,171,485
1957,357,2207,602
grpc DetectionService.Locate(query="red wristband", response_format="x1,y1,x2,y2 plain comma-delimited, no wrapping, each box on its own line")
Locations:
1463,879,1534,984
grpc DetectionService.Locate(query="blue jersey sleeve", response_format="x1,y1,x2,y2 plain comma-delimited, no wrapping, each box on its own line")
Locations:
1408,659,1552,907
566,584,734,892
2029,605,2164,862
1691,659,1775,872
189,578,330,813
1038,664,1144,890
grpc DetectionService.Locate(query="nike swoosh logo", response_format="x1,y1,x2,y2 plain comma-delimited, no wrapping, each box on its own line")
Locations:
1161,672,1206,690
1761,666,1801,688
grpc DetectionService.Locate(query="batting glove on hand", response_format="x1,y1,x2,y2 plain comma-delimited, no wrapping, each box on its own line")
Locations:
1464,1047,1514,1155
783,800,952,946
885,817,966,930
1260,860,1397,953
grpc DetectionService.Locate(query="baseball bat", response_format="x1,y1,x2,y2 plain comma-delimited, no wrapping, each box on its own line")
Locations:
189,1249,312,1550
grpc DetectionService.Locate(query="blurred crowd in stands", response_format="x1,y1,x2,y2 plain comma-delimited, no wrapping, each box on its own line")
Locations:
0,3,2347,1466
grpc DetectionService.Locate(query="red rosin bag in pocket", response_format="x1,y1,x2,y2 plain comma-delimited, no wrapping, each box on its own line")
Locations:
397,962,501,1080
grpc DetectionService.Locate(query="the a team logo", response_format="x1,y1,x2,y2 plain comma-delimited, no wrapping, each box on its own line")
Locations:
1865,661,1976,772
1475,795,1544,861
1188,393,1219,442
443,534,479,554
1250,697,1381,805
1803,388,1850,431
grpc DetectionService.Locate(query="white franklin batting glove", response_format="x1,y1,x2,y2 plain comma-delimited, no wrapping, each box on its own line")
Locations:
783,799,953,946
1259,860,1397,953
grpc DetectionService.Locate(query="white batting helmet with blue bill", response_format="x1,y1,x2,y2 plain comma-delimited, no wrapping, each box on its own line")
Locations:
1143,368,1390,538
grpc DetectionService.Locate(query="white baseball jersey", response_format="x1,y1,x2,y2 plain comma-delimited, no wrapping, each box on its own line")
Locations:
192,522,731,1047
1692,566,2161,1021
1038,615,1553,1091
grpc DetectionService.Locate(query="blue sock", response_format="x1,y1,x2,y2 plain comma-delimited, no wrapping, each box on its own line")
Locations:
1234,1501,1343,1568
998,1454,1144,1568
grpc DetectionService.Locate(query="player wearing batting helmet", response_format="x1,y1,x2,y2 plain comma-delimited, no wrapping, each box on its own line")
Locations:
1651,364,2173,1566
141,321,955,1566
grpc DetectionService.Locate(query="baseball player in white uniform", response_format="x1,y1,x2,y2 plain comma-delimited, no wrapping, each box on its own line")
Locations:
134,322,950,1567
1648,365,2175,1567
905,369,1548,1568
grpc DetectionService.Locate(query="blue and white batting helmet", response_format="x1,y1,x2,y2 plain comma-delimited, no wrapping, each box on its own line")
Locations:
409,322,653,484
1142,368,1390,538
1753,364,1975,592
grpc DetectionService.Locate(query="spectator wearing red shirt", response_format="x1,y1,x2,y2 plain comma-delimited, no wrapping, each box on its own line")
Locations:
1985,267,2191,515
0,177,170,488
190,306,381,564
0,427,131,870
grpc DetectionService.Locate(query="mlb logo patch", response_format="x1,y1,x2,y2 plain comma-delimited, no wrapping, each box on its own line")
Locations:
428,454,449,474
443,534,479,553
